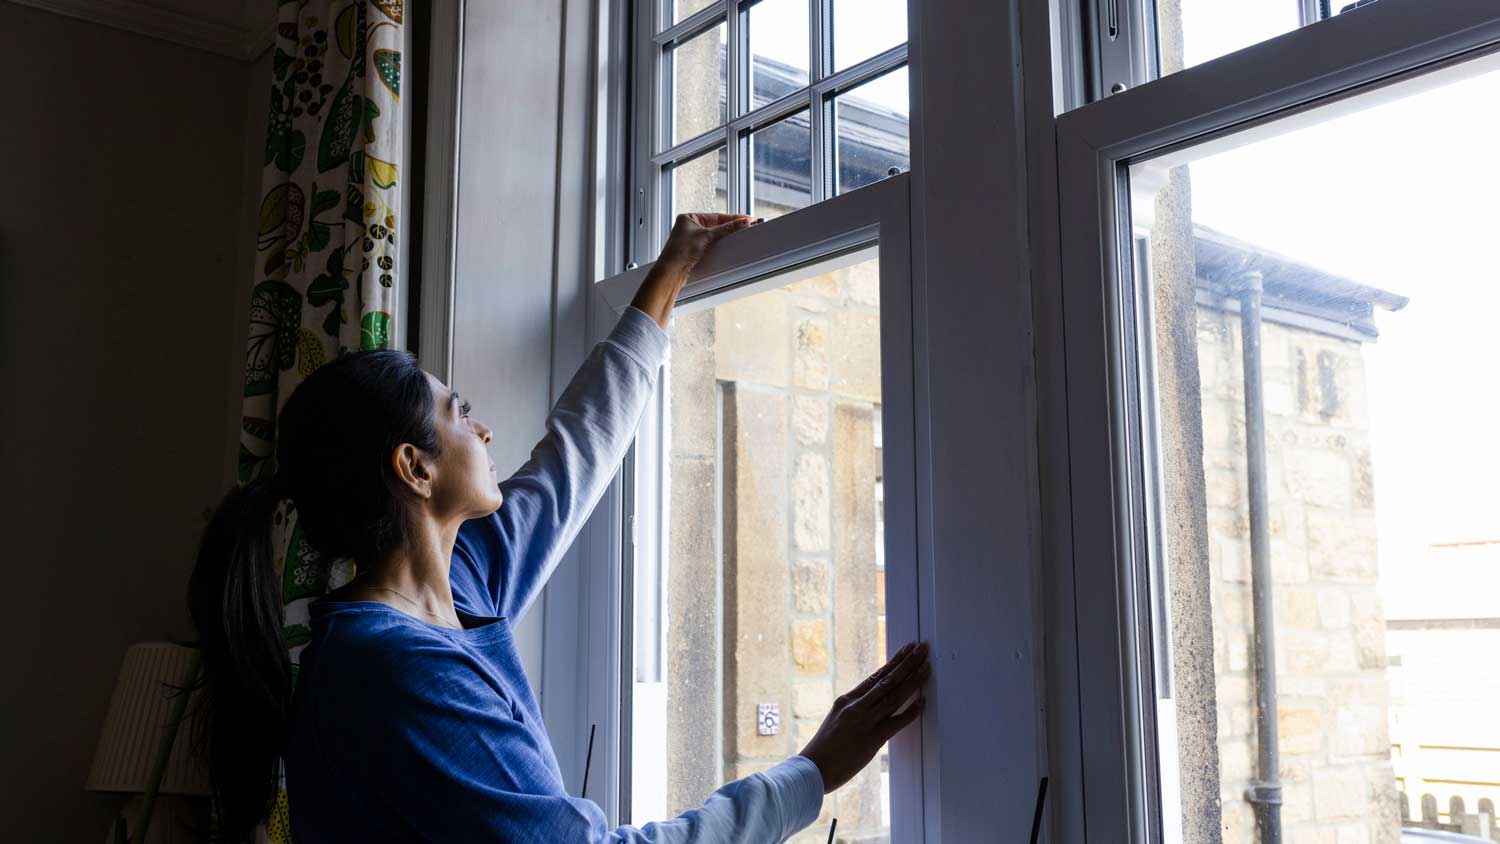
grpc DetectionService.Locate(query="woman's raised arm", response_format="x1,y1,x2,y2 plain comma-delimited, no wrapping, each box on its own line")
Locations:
449,214,756,621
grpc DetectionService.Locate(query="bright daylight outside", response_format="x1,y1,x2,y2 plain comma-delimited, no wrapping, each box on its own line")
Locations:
632,2,909,843
1137,5,1500,844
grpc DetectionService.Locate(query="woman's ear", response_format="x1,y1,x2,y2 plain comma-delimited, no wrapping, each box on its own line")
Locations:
391,443,434,499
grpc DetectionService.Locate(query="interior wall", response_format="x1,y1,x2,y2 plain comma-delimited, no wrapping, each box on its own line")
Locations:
443,0,598,720
436,0,606,794
0,6,257,840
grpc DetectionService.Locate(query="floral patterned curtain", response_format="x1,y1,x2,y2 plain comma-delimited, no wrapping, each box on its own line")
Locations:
237,2,405,839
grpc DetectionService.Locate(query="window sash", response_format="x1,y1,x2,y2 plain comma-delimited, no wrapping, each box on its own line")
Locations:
1048,1,1500,841
1077,0,1349,104
558,174,928,835
630,0,908,266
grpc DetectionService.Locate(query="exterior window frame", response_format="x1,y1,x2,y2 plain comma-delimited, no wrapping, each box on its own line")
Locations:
627,0,909,267
1045,1,1500,841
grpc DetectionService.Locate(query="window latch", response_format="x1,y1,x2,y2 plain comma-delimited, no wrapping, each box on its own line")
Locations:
1106,0,1120,40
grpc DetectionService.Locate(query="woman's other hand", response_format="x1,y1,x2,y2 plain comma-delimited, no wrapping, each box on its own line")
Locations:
799,641,930,794
631,213,757,328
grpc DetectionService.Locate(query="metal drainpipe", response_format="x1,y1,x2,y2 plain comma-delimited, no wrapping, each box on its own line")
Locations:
1230,270,1283,844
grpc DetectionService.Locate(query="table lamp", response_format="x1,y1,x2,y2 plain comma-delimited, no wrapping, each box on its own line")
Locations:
86,643,210,843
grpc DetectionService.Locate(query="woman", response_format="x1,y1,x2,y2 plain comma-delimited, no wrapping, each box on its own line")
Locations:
189,213,930,843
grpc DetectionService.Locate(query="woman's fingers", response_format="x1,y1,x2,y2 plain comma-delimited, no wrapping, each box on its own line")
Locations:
683,212,752,229
846,642,916,700
876,694,925,743
857,642,928,711
706,217,754,238
868,661,931,722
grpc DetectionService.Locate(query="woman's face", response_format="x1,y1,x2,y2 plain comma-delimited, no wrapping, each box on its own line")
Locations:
425,373,504,519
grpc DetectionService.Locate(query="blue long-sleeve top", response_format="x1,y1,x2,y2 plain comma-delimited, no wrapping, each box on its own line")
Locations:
285,306,824,842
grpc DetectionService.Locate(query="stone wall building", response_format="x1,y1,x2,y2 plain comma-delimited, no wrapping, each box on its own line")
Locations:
1156,223,1408,844
660,258,889,844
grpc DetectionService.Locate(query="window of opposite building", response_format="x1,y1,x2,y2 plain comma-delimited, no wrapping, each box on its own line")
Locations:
630,0,910,264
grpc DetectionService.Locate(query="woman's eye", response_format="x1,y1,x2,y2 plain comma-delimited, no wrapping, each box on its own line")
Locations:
460,401,472,419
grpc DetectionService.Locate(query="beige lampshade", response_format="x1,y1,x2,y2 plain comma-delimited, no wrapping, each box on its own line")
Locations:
86,643,210,796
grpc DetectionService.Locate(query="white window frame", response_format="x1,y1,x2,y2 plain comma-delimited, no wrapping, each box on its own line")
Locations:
1078,0,1358,103
420,0,1060,838
628,0,909,266
1043,1,1500,841
553,173,932,838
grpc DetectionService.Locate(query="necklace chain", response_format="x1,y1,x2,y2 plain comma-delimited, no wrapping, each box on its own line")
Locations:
357,583,461,629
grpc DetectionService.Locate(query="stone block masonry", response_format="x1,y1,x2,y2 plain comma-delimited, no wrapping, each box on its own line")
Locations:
1197,310,1400,844
663,262,891,842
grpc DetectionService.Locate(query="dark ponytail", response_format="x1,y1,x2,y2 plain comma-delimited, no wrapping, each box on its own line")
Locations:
187,349,440,841
187,473,291,840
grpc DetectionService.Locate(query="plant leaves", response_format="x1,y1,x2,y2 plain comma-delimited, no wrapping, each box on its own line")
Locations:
242,416,275,442
297,328,327,379
259,183,305,275
306,247,349,307
282,522,337,603
273,47,295,81
311,189,341,215
335,4,359,59
342,151,367,222
244,280,303,396
317,77,361,173
272,129,306,173
263,248,286,278
345,189,365,224
284,624,312,648
372,0,403,23
360,311,391,351
264,90,291,166
257,189,288,247
238,443,268,484
363,99,380,144
374,49,400,100
367,156,398,189
306,221,331,253
309,247,350,336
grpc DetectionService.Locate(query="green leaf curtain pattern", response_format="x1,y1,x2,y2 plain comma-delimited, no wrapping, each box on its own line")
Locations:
237,2,404,840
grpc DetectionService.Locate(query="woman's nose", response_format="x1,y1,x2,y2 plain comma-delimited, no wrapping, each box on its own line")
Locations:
477,422,493,443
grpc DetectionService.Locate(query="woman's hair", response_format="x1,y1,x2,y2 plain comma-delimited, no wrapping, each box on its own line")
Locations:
187,349,440,841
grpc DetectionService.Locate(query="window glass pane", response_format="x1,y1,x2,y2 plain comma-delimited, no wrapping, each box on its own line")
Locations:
835,66,909,195
670,145,728,220
752,111,812,220
832,0,906,72
631,253,891,844
1128,60,1500,844
1164,0,1299,75
672,23,727,148
750,0,810,110
672,0,717,26
1154,1,1370,81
